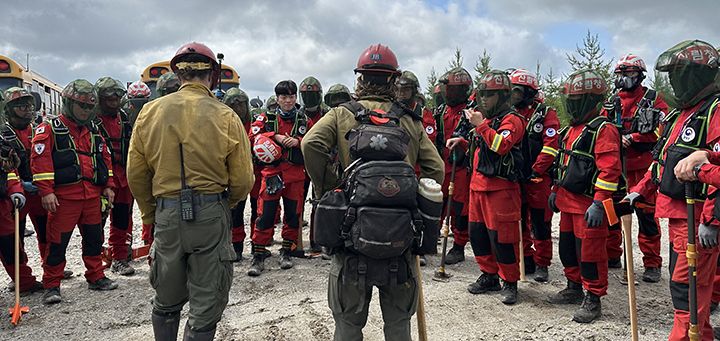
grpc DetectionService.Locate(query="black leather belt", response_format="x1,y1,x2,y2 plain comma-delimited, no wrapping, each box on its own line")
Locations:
158,192,228,209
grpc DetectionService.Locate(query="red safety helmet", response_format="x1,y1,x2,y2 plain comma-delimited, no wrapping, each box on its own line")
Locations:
128,81,151,98
354,44,400,74
561,69,608,96
253,134,281,164
537,90,545,103
509,69,538,90
614,54,647,73
170,42,220,89
478,71,511,91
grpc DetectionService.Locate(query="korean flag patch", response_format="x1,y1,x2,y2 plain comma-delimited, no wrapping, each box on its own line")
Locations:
251,126,260,135
36,126,45,135
681,127,696,143
34,143,45,155
256,115,265,122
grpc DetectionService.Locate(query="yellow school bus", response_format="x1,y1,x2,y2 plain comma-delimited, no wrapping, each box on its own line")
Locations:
0,54,64,118
140,61,239,98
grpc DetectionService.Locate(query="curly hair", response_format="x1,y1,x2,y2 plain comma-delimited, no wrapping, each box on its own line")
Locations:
355,75,396,100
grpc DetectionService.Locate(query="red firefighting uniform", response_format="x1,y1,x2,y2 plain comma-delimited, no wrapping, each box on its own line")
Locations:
632,99,720,341
231,120,263,244
0,172,38,291
438,103,471,247
554,118,622,297
517,101,560,268
5,123,49,260
249,110,313,248
97,112,134,261
31,115,114,289
601,86,668,267
416,102,436,178
468,112,525,282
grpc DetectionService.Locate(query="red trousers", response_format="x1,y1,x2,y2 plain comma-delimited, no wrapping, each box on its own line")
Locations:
108,186,133,260
607,169,662,267
668,218,719,341
42,197,105,288
20,193,48,261
442,169,470,246
252,179,304,246
232,168,263,243
468,187,521,282
0,199,37,291
558,212,609,296
522,175,553,267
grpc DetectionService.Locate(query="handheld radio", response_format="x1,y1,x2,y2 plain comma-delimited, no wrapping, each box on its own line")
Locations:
178,143,196,221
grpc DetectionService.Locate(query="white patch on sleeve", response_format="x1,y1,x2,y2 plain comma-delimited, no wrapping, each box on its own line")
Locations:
425,126,435,135
545,128,556,137
251,126,260,135
34,143,45,155
36,126,45,135
500,130,511,138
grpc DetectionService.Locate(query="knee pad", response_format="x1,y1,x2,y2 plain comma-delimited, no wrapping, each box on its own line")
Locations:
111,203,131,231
46,231,72,266
487,229,517,265
82,224,103,256
468,222,492,256
530,207,551,240
0,234,17,264
635,208,659,237
558,231,579,268
283,198,300,229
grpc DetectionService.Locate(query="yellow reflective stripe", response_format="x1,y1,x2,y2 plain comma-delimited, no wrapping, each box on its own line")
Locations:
7,173,18,180
33,173,54,181
541,146,558,157
595,179,618,191
108,169,114,177
490,134,503,152
653,127,660,138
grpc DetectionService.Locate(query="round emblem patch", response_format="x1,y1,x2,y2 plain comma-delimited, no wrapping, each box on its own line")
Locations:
545,128,556,137
681,127,696,143
298,125,307,135
425,126,435,135
377,177,401,197
251,126,260,135
714,143,720,152
533,123,543,133
500,130,511,138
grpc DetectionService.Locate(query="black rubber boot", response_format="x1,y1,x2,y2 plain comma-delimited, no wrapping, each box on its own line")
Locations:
467,272,501,294
534,265,549,282
500,280,518,305
524,256,536,274
444,243,466,264
183,323,216,341
152,310,181,341
547,279,584,305
572,291,602,323
233,242,243,262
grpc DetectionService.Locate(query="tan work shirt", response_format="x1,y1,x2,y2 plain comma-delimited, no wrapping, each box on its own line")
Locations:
127,82,254,224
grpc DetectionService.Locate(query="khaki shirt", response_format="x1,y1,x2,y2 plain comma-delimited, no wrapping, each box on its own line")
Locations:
127,82,254,224
301,96,444,199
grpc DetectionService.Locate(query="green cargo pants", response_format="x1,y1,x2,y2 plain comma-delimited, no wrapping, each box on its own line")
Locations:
327,251,419,341
149,194,236,331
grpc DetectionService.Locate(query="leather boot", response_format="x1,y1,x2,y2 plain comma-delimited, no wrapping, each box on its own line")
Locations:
183,323,216,341
524,256,536,274
444,243,465,264
247,253,265,277
152,310,180,341
547,279,583,305
500,280,518,305
572,291,602,323
467,272,501,294
232,242,243,262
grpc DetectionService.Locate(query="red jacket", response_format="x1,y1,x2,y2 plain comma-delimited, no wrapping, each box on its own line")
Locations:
600,86,669,171
248,110,312,184
97,113,128,188
554,119,622,214
6,170,23,196
442,103,470,173
470,112,525,192
30,115,113,200
516,100,560,175
418,103,436,143
632,99,720,220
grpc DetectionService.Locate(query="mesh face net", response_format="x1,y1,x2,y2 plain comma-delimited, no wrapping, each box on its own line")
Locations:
300,91,322,110
560,69,608,125
656,40,719,108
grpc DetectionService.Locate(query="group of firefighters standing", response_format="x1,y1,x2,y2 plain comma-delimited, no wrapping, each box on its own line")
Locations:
0,38,719,341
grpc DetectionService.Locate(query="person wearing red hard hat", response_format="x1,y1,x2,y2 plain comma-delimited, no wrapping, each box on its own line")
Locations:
247,80,313,276
547,69,623,323
127,42,254,340
302,44,444,341
627,40,720,340
599,54,668,283
508,68,561,283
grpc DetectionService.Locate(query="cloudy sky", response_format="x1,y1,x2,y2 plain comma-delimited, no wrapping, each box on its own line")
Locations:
1,0,718,103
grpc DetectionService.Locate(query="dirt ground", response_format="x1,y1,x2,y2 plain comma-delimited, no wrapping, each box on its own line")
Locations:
0,201,714,340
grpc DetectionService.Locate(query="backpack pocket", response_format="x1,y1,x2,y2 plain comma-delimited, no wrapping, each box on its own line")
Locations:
314,189,349,248
350,206,414,259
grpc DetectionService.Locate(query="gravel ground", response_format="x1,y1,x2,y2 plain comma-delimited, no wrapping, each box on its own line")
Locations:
0,201,711,340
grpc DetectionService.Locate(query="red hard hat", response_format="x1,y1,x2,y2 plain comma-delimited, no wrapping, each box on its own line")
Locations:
478,70,511,91
537,90,545,103
354,44,400,74
509,69,538,90
253,134,282,164
561,69,608,96
170,42,220,89
614,54,647,73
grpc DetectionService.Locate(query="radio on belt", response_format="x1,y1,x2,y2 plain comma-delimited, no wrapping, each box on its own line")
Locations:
178,143,195,221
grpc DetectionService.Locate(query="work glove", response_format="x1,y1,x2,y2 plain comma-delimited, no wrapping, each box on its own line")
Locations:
10,193,25,211
548,192,560,213
622,192,643,206
266,175,284,195
584,201,605,228
22,181,39,195
698,223,720,249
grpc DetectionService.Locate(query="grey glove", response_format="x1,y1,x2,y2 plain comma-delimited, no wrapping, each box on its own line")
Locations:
698,223,720,249
584,201,605,228
22,181,39,195
266,175,284,195
10,193,25,211
548,192,560,213
622,192,643,206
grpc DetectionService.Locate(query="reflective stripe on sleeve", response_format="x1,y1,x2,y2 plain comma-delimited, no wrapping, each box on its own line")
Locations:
108,169,114,177
541,146,558,157
595,179,618,191
490,134,503,152
33,173,54,181
7,173,18,180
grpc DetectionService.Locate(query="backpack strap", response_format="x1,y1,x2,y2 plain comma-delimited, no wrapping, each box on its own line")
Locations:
340,101,366,120
356,255,368,313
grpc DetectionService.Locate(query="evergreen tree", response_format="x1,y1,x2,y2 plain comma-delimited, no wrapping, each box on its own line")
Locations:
425,67,439,110
447,47,464,71
566,30,614,86
649,70,676,110
474,49,492,85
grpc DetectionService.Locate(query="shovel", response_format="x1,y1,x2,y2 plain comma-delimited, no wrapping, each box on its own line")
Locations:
434,152,457,282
